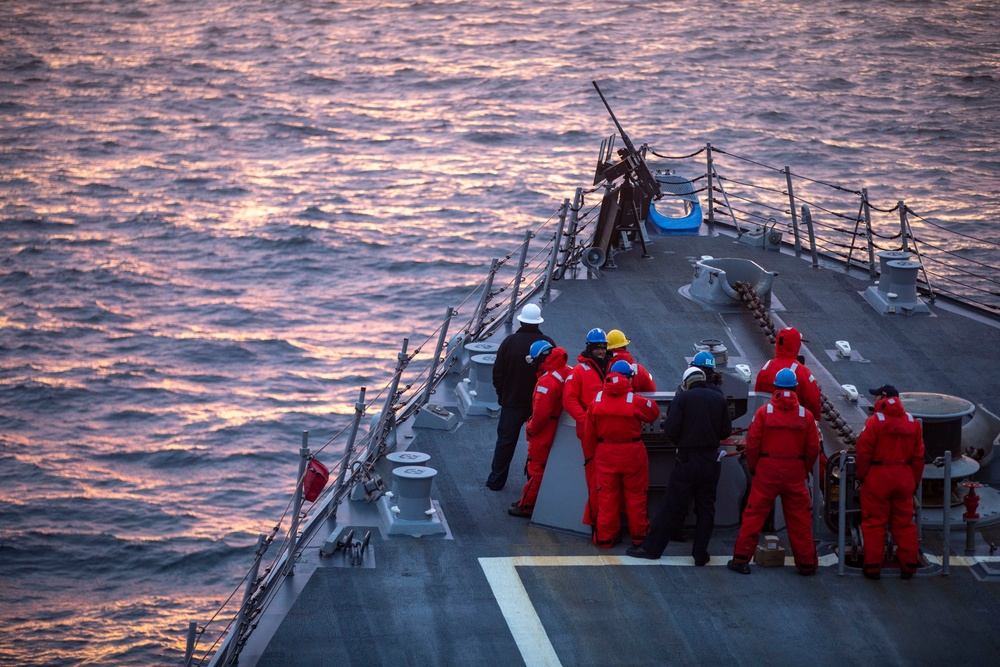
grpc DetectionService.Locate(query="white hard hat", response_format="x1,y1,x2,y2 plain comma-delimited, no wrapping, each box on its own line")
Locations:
682,367,706,387
517,303,544,324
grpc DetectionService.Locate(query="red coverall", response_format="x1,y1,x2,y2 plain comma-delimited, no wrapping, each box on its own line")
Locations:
609,349,657,393
563,355,608,525
754,327,822,420
515,347,572,511
755,326,826,485
855,396,925,577
583,372,660,547
733,389,820,572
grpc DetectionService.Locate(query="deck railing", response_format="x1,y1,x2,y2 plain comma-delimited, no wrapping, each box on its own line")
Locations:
189,194,587,667
648,143,1000,314
189,141,998,665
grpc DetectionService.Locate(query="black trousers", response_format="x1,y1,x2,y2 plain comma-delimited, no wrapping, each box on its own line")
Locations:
487,405,532,489
643,452,721,560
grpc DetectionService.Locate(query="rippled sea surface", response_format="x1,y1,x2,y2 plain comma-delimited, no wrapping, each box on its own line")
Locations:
2,1,998,664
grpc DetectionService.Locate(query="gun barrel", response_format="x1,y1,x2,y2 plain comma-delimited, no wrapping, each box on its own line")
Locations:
591,81,660,198
592,81,638,155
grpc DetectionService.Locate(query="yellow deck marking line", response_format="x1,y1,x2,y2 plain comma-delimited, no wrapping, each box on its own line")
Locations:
479,552,1000,665
923,554,1000,565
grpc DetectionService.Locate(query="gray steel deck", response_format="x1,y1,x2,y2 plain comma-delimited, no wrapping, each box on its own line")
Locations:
249,230,1000,666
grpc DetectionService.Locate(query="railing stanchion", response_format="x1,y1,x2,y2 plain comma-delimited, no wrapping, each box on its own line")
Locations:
706,143,715,226
915,418,924,544
556,188,583,281
472,260,498,340
916,478,923,544
184,621,198,667
372,339,409,459
421,308,453,406
230,533,267,663
838,452,847,576
898,200,909,252
862,189,876,277
801,204,819,268
942,451,952,576
337,388,367,494
505,232,532,332
542,200,568,304
900,205,936,302
284,433,309,576
812,457,821,541
784,166,801,255
844,197,866,272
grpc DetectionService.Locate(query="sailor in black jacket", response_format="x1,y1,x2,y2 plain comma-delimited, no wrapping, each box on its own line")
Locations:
627,367,732,563
486,303,555,490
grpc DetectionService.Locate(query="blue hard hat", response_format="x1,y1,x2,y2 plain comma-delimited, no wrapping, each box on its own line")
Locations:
586,328,608,344
610,360,634,376
528,340,554,360
692,351,716,369
774,368,798,388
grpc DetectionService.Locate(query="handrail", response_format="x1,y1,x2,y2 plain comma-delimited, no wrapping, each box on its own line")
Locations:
194,198,568,667
663,142,1000,314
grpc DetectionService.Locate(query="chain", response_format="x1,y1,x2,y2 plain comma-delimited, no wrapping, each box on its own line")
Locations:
734,282,856,448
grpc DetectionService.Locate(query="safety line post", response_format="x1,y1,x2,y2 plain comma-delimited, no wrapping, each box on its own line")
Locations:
812,457,821,540
838,452,847,576
505,231,532,331
862,189,876,278
784,166,801,254
801,204,820,268
473,260,498,339
372,338,409,458
898,206,937,303
336,387,367,494
284,433,309,576
898,200,909,252
706,143,715,225
184,621,197,667
230,533,267,665
916,478,924,543
542,200,568,304
942,451,952,576
555,187,583,281
421,307,454,406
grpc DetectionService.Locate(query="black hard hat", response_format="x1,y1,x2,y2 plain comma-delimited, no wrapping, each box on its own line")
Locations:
868,384,899,398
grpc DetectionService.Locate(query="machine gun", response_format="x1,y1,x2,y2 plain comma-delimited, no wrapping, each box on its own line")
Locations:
592,81,660,199
586,81,660,268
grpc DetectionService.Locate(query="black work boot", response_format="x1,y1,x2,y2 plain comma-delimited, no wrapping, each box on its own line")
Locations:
727,559,751,574
507,501,532,517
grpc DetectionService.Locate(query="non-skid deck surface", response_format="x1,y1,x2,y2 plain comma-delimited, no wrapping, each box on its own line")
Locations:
255,232,1000,666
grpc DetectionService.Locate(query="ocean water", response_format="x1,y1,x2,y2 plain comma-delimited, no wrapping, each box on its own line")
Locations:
1,0,998,664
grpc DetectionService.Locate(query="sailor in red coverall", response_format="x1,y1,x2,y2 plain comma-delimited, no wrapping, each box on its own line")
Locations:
563,328,611,526
854,384,925,580
728,368,820,575
755,326,825,491
509,342,572,518
584,360,660,547
755,326,822,421
606,329,657,393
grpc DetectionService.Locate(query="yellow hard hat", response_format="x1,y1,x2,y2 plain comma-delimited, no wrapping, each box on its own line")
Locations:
607,329,630,350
